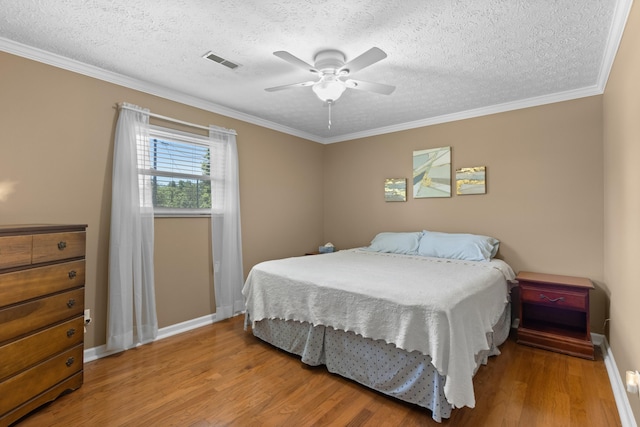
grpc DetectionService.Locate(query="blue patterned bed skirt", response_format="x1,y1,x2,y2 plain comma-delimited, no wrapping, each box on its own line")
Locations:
250,303,510,422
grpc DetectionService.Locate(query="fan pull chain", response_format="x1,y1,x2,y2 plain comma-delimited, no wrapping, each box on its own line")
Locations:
328,101,332,129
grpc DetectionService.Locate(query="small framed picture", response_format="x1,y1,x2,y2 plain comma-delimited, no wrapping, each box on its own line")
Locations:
456,166,486,195
384,178,407,202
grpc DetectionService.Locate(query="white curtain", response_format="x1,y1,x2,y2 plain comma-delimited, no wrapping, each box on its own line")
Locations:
209,126,244,320
107,103,158,351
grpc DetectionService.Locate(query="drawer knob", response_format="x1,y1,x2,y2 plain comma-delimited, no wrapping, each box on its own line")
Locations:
68,270,77,279
67,298,76,308
58,241,67,250
66,357,75,367
67,328,76,337
539,293,565,303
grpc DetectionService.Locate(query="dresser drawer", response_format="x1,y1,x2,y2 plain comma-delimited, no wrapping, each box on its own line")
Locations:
0,235,32,269
520,284,588,311
32,232,86,264
0,288,84,343
0,343,83,417
0,316,84,381
0,260,85,307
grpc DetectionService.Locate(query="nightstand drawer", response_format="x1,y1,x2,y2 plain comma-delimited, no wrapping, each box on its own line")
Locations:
520,285,588,311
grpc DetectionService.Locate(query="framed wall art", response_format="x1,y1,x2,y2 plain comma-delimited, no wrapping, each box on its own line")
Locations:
456,166,486,195
412,146,451,198
384,178,407,202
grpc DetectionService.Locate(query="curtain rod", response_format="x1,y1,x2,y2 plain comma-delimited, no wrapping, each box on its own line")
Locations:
117,103,237,136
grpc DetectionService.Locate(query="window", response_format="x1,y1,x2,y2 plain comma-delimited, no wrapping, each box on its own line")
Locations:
139,126,212,216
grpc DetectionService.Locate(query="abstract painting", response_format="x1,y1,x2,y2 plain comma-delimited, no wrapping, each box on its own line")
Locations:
384,178,407,202
413,147,451,198
456,166,486,195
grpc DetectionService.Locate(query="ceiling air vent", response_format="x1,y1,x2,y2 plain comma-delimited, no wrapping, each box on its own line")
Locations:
202,51,240,70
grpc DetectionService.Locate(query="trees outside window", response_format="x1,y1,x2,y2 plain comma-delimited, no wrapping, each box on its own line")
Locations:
142,126,212,216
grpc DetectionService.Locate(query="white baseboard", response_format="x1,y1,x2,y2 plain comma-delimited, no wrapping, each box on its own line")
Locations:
591,332,604,347
156,313,218,341
83,313,219,363
595,333,638,427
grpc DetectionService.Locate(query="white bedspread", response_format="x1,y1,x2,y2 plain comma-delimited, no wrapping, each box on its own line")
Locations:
242,249,515,409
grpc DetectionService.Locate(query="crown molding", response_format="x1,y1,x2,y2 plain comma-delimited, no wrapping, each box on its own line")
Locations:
0,37,323,144
597,0,634,92
320,86,603,144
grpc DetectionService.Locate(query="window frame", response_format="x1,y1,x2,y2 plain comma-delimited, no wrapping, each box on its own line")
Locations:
143,125,212,218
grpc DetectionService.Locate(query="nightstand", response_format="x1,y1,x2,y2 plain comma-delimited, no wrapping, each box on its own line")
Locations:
516,271,594,360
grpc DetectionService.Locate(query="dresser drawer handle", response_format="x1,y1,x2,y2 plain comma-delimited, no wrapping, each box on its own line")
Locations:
66,357,75,367
58,241,67,250
67,298,76,308
539,293,565,303
68,270,77,279
67,328,76,337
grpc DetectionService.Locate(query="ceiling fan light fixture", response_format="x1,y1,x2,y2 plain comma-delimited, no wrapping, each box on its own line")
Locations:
267,47,394,107
312,75,346,102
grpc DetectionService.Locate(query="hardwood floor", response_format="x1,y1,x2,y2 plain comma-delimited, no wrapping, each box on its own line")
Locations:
16,316,621,426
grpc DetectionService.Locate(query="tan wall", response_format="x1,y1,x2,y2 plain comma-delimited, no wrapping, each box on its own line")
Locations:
604,2,640,422
0,51,324,347
154,218,215,327
324,97,606,333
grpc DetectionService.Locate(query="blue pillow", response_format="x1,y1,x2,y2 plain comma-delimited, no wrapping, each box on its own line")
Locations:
365,232,421,254
417,230,499,262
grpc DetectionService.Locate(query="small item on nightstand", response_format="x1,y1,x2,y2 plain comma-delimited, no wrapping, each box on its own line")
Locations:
318,242,335,253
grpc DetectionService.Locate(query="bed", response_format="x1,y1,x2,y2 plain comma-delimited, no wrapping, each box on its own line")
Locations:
242,231,515,422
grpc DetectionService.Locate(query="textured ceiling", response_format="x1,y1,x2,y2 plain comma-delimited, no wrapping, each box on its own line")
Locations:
0,0,631,143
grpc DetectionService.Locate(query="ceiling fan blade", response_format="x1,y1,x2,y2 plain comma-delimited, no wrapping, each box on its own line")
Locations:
265,81,316,92
345,79,395,95
273,51,319,73
340,47,387,75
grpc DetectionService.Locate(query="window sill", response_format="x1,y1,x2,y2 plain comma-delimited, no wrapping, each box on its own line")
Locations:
154,212,211,218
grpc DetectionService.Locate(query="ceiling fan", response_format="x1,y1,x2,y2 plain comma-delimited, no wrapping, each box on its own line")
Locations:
265,47,395,104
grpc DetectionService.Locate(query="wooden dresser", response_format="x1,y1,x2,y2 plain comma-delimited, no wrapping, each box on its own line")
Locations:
0,224,87,426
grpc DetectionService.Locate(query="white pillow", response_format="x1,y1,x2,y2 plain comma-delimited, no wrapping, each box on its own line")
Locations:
365,232,421,254
417,230,499,262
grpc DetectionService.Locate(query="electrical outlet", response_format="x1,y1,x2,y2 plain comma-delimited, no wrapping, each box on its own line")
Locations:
626,370,639,396
84,309,92,325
